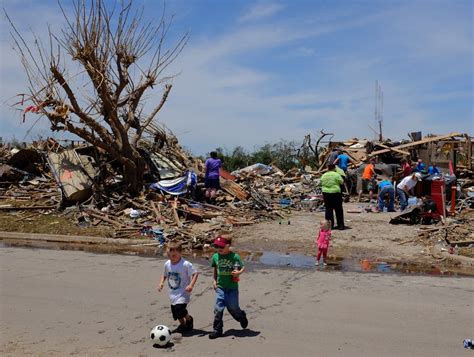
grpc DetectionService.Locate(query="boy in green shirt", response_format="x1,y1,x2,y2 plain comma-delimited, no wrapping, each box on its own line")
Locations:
209,236,248,339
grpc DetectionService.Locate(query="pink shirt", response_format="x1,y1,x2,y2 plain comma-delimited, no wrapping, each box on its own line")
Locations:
316,229,331,249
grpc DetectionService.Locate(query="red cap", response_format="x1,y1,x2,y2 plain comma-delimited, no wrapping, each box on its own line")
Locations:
213,236,230,248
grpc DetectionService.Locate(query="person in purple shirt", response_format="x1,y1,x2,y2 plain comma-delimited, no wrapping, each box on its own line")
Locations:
204,151,222,203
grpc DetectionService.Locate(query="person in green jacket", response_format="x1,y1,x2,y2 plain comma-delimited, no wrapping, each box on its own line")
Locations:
321,164,348,230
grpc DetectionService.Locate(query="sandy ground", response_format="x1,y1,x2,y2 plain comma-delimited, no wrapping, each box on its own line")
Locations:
1,247,473,356
234,202,428,262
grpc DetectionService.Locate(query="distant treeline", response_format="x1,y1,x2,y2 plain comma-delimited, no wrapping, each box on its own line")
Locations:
198,140,306,172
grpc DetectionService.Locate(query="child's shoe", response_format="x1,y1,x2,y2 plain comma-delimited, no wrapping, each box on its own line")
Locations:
240,311,248,329
209,331,222,339
323,261,328,266
185,316,194,331
315,260,320,266
173,324,187,334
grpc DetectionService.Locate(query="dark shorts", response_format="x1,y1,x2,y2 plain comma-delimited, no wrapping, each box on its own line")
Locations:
205,177,220,189
362,178,375,192
171,303,188,320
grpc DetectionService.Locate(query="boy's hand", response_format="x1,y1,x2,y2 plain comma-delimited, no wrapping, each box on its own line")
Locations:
157,283,164,292
212,280,217,290
185,284,194,293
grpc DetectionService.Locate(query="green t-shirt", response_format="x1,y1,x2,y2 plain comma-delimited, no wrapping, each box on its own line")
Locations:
320,171,343,193
211,251,244,289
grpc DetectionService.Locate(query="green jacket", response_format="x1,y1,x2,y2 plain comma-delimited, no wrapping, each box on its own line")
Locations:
320,171,343,193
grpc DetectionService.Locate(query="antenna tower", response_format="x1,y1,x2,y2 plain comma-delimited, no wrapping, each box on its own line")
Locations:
374,80,383,142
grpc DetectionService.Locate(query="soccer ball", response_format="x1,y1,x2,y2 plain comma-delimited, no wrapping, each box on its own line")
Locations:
150,325,171,347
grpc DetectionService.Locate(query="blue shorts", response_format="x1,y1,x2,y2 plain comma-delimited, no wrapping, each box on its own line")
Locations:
205,177,220,189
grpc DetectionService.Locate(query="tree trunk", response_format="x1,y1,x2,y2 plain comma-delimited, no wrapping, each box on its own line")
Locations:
122,152,146,196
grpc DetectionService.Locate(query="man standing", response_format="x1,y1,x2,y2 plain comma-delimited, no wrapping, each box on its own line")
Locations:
204,151,222,204
396,172,422,211
358,158,376,202
321,164,348,230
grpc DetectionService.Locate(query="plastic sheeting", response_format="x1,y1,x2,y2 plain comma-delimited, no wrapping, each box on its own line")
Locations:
149,171,197,196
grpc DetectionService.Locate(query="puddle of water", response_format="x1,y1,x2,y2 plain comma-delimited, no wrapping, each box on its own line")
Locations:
0,239,164,257
1,240,472,277
259,251,315,268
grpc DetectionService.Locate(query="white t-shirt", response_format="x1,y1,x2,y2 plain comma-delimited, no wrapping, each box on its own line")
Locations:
164,258,198,305
397,176,418,192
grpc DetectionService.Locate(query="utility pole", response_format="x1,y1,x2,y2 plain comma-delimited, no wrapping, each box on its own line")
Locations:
375,80,383,142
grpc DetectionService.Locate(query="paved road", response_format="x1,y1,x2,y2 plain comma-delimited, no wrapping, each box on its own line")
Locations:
0,247,472,356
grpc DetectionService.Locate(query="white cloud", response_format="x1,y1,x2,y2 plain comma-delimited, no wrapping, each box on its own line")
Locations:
239,1,284,22
0,0,472,153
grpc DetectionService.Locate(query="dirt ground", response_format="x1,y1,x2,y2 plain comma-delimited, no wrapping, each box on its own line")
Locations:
0,209,114,237
234,202,430,263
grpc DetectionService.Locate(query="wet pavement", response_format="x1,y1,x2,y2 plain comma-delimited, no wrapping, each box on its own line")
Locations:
1,239,472,277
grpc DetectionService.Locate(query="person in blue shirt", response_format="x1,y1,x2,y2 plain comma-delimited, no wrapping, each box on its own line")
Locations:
377,179,395,212
428,164,440,175
326,147,340,166
414,159,426,172
334,151,353,172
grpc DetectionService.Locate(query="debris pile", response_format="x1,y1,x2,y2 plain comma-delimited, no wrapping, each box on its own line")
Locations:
1,130,473,254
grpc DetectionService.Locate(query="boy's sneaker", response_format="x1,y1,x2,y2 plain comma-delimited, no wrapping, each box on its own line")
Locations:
209,331,222,339
315,260,320,266
172,324,186,334
323,262,328,266
240,312,248,329
185,316,194,331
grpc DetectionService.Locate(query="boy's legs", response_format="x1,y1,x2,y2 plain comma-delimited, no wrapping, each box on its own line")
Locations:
225,288,248,329
179,314,193,331
171,304,190,333
210,287,226,338
368,180,375,202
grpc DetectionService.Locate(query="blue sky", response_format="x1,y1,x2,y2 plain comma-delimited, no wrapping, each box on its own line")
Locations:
1,0,473,155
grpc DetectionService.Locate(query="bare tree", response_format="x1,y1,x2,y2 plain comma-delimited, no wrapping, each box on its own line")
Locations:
6,0,188,195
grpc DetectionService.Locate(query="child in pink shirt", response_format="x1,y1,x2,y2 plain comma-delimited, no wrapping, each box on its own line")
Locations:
316,220,331,266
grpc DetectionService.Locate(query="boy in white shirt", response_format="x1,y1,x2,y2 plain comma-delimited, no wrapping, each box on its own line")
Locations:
158,242,199,333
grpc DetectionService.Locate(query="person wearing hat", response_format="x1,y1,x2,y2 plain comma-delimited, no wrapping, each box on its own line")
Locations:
209,235,248,339
396,172,422,211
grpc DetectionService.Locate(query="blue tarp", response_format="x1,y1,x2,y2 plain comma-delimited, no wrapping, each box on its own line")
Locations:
149,171,197,196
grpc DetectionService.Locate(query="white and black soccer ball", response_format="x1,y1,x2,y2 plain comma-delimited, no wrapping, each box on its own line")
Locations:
150,325,171,347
